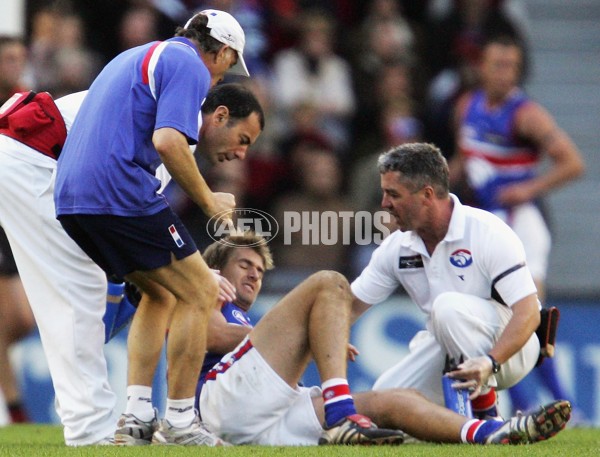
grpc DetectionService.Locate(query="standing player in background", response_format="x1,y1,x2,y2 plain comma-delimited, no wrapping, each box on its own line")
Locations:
55,9,260,446
0,36,28,102
195,232,570,446
452,35,585,418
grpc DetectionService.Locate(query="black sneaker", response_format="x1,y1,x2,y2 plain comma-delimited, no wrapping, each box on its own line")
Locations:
319,414,405,445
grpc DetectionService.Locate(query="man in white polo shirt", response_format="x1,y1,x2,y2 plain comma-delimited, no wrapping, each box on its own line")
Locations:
351,142,541,419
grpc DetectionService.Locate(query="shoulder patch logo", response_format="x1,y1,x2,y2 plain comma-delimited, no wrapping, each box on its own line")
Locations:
450,249,473,268
399,255,424,269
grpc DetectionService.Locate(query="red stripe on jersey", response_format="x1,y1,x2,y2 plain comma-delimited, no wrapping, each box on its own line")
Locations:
141,42,162,85
462,147,538,166
205,338,254,381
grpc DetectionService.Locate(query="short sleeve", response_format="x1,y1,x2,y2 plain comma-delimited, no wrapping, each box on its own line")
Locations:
351,234,400,305
482,219,537,306
152,43,211,144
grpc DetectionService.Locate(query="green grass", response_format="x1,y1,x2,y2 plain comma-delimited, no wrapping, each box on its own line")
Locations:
0,425,599,456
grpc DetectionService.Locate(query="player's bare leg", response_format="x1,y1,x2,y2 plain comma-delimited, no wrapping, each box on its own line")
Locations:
347,388,463,442
124,279,176,388
116,252,222,446
250,270,404,444
250,270,352,385
313,389,570,445
126,253,217,398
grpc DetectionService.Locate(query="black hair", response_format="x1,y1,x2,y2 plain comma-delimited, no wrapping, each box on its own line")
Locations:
174,13,223,54
201,83,265,130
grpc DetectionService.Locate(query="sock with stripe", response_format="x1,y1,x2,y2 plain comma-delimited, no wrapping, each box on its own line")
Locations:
125,385,154,422
322,378,357,427
472,387,499,418
461,419,504,443
165,397,196,428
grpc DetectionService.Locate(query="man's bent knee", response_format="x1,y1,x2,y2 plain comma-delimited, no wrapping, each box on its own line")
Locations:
309,270,351,294
430,292,465,325
188,272,219,313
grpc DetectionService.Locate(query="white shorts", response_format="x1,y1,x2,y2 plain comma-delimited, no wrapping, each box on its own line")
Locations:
493,203,551,281
199,337,323,445
373,293,540,405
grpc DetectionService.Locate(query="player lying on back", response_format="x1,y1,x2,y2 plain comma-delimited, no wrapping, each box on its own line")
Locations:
190,231,570,446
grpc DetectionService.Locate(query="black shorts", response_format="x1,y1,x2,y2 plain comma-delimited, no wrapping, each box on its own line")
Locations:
0,226,18,276
58,207,197,281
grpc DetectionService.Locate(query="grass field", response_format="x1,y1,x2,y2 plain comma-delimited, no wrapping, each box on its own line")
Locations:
0,425,599,457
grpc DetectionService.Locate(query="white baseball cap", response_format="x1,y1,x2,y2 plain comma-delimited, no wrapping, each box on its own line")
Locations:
185,9,250,77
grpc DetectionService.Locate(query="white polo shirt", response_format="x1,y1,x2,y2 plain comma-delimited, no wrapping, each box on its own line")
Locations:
351,194,537,316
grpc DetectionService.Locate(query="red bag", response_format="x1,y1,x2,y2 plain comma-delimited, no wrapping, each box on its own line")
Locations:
0,91,67,159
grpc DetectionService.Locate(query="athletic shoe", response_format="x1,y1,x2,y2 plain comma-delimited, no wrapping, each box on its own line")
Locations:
485,400,571,444
114,410,158,446
319,414,405,445
151,415,229,446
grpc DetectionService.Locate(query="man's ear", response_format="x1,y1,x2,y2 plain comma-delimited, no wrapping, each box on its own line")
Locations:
213,105,230,124
422,186,435,201
216,45,230,62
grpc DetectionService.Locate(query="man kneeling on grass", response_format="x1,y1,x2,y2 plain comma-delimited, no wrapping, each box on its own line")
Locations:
193,232,570,446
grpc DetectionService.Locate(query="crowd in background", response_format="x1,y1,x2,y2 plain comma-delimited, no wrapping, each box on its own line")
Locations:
1,0,531,287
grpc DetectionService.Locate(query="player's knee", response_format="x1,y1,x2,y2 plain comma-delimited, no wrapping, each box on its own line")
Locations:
195,273,219,312
311,270,351,298
176,271,218,313
431,291,464,325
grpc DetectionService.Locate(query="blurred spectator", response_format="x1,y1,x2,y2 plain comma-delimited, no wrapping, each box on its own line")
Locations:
271,8,355,149
274,128,336,201
117,5,159,51
351,57,417,161
28,7,61,91
264,0,358,57
52,14,101,96
350,0,417,116
28,8,100,96
0,36,29,102
270,146,354,281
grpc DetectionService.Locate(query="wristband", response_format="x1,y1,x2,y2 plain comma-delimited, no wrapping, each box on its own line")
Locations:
487,354,501,373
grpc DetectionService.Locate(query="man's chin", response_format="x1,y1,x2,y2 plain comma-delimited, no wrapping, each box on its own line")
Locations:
234,300,253,312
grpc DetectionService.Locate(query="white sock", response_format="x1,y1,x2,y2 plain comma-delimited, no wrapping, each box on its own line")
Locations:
164,397,196,428
125,385,154,422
